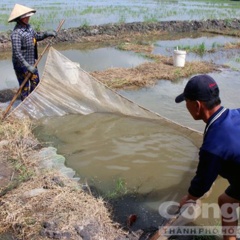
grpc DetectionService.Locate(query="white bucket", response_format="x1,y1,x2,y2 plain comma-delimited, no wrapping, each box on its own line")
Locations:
173,49,186,67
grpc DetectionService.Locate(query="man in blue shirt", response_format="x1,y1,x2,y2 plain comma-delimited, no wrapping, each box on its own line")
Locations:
175,74,240,240
8,4,56,100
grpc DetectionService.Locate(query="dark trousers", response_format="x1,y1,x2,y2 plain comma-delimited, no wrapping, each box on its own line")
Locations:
14,65,40,101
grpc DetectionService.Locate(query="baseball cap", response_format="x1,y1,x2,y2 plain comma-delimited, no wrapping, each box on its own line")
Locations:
175,74,219,103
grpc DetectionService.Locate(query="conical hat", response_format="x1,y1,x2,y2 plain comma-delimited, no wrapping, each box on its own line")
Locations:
8,4,36,23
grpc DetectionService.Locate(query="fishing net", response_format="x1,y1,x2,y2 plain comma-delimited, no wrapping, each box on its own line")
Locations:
11,47,202,147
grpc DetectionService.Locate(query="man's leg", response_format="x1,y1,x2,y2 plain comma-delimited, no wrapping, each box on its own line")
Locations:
218,193,240,240
30,70,40,93
14,66,30,101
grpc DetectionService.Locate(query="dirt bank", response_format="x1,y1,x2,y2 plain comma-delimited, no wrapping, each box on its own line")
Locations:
1,19,240,50
0,113,131,240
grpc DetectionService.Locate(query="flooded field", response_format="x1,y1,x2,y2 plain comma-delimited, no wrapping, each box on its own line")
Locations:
1,0,240,32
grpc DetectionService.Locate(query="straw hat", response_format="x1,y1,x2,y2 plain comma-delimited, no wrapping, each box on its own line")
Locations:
8,4,36,22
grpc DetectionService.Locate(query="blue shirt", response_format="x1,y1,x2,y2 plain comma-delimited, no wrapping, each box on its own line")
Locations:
188,106,240,198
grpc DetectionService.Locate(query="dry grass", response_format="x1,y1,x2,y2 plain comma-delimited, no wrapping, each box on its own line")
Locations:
0,172,126,239
0,112,127,239
91,43,219,89
0,113,39,164
203,29,240,38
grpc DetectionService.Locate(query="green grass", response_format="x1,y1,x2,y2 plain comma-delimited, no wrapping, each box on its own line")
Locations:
176,42,207,56
105,178,128,199
0,158,33,197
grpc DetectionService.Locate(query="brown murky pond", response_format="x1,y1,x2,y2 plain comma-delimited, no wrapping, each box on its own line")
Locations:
34,112,228,229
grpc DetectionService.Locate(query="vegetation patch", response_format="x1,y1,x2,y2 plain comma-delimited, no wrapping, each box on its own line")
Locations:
91,42,219,90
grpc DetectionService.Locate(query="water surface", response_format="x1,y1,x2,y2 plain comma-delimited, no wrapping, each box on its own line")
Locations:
1,0,240,31
35,113,199,198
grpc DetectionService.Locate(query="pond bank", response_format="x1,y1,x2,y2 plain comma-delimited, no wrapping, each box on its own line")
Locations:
1,19,240,50
0,113,131,240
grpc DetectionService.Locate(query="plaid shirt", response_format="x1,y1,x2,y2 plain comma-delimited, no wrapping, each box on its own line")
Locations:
11,23,44,68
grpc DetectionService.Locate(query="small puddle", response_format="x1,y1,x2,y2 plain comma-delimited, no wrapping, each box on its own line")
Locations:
60,47,151,72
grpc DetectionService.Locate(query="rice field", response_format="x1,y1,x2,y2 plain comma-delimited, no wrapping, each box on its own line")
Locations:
1,0,240,32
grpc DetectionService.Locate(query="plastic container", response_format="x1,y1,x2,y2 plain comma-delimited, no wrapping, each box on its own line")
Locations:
173,49,187,67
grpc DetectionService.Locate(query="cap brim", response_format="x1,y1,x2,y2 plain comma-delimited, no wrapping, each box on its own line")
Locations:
175,93,185,103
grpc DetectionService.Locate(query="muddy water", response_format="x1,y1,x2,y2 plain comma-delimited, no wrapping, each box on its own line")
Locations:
35,113,199,195
34,112,202,228
34,112,228,228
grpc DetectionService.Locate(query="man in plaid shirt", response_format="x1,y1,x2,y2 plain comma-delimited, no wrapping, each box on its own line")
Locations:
8,4,56,100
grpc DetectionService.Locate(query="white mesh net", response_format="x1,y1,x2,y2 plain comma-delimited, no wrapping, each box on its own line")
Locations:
11,47,203,147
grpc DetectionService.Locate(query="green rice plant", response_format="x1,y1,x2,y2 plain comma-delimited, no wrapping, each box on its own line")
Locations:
81,6,94,15
211,42,223,50
118,15,126,24
174,68,182,79
31,16,46,31
235,57,240,63
105,178,128,199
211,42,217,49
224,18,233,26
81,19,90,29
64,8,79,17
193,42,206,56
177,42,206,56
116,43,126,51
143,14,158,23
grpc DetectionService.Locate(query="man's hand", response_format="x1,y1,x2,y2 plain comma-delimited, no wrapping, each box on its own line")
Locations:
44,31,57,38
23,60,37,74
180,194,199,207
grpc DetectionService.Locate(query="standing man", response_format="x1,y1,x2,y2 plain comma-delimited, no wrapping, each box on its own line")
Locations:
8,4,56,100
175,74,240,240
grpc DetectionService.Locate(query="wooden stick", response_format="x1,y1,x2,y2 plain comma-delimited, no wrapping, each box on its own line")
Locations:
150,201,201,240
2,19,65,121
150,211,181,240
